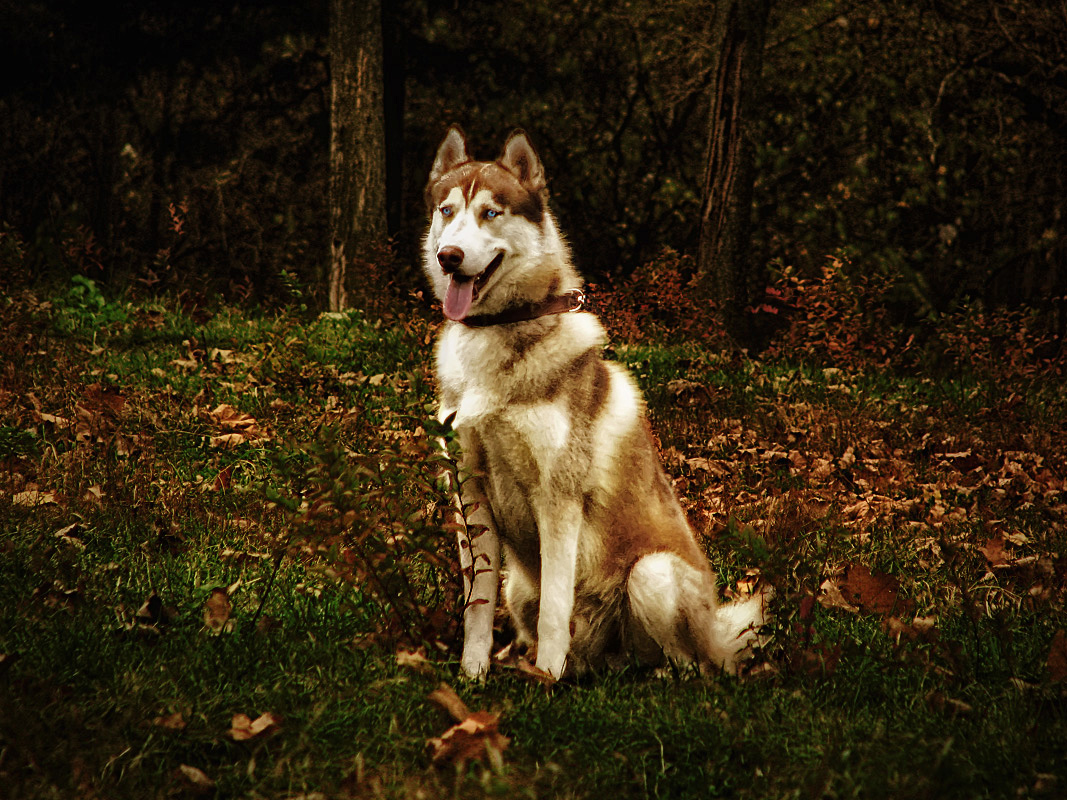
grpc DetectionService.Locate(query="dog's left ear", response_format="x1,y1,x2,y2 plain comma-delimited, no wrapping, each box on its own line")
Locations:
499,130,546,193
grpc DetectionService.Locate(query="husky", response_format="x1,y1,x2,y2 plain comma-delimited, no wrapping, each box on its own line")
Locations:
423,125,765,680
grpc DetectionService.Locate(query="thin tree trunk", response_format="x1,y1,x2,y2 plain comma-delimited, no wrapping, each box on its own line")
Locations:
328,0,387,312
382,2,405,238
696,0,772,346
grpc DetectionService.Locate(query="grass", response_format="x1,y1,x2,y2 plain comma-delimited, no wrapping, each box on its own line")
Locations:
1,281,1065,798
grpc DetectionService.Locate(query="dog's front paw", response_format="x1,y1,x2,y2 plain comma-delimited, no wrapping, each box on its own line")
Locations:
460,652,490,681
534,647,568,680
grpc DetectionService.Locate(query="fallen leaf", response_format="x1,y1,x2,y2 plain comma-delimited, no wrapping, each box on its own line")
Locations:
426,683,509,769
428,683,471,722
229,711,282,741
203,588,233,633
514,657,558,687
840,564,912,616
175,764,214,794
427,710,509,770
209,403,258,431
136,593,166,626
980,536,1009,567
210,432,249,450
817,577,860,613
53,523,86,550
926,691,972,716
396,647,433,673
33,410,73,430
883,615,939,644
38,585,80,611
207,403,270,448
153,711,187,730
211,465,234,491
1032,774,1059,795
12,489,57,507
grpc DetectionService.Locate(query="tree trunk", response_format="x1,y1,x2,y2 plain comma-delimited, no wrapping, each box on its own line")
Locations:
696,0,772,346
382,2,405,238
328,0,387,312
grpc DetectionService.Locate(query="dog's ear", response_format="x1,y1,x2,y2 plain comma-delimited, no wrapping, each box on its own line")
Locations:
498,130,546,193
430,125,470,182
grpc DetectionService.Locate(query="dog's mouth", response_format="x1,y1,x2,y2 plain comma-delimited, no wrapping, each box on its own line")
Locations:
443,252,504,321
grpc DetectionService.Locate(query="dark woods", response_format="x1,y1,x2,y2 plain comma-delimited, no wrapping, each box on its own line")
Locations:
2,0,1065,339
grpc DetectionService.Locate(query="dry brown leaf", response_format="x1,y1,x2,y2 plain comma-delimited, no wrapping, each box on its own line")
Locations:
980,536,1009,567
34,410,73,429
12,489,57,507
229,711,283,741
396,647,433,673
209,403,258,430
884,615,939,644
203,588,233,633
428,683,471,722
426,684,510,769
211,465,234,491
427,710,509,770
207,404,269,448
153,711,187,730
926,691,973,716
175,764,214,794
54,523,86,550
817,577,860,613
210,432,250,450
514,658,558,687
840,564,912,616
136,593,166,626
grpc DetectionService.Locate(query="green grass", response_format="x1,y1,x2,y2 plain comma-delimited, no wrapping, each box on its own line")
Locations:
1,285,1064,798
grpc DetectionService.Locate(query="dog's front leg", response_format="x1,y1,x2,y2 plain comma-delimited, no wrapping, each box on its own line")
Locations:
534,505,581,679
457,487,500,679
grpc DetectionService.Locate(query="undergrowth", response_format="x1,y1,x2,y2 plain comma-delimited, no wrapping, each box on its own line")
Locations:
0,275,1064,799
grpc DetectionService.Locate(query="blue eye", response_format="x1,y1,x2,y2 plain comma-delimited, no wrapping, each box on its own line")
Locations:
440,205,453,217
485,209,500,220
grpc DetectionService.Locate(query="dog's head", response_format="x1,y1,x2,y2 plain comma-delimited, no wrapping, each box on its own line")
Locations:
422,126,566,322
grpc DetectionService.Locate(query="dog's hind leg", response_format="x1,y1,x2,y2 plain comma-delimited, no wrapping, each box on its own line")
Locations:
626,552,763,674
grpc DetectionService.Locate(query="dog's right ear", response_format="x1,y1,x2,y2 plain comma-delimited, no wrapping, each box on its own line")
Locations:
430,125,470,182
499,130,546,194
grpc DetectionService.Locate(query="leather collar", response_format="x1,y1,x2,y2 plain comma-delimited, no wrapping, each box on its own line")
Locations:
459,289,586,328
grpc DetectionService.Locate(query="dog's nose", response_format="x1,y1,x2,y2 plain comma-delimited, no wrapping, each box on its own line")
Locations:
437,246,464,274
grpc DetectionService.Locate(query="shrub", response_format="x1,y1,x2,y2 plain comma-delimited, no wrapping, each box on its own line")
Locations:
265,415,468,651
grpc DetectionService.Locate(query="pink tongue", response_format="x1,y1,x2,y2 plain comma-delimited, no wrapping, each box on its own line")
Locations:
443,277,474,321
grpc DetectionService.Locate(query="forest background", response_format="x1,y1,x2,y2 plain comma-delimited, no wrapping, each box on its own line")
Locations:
3,0,1065,332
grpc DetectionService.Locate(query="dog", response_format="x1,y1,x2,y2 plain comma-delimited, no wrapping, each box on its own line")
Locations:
422,125,765,680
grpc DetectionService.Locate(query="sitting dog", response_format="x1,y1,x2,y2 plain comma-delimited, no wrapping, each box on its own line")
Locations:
422,125,765,679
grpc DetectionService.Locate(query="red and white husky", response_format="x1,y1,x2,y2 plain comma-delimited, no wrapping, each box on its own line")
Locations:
423,126,765,679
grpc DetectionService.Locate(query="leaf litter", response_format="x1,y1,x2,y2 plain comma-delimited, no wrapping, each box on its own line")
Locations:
426,684,509,771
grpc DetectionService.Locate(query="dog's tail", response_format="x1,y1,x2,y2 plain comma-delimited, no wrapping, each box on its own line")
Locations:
627,552,766,675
